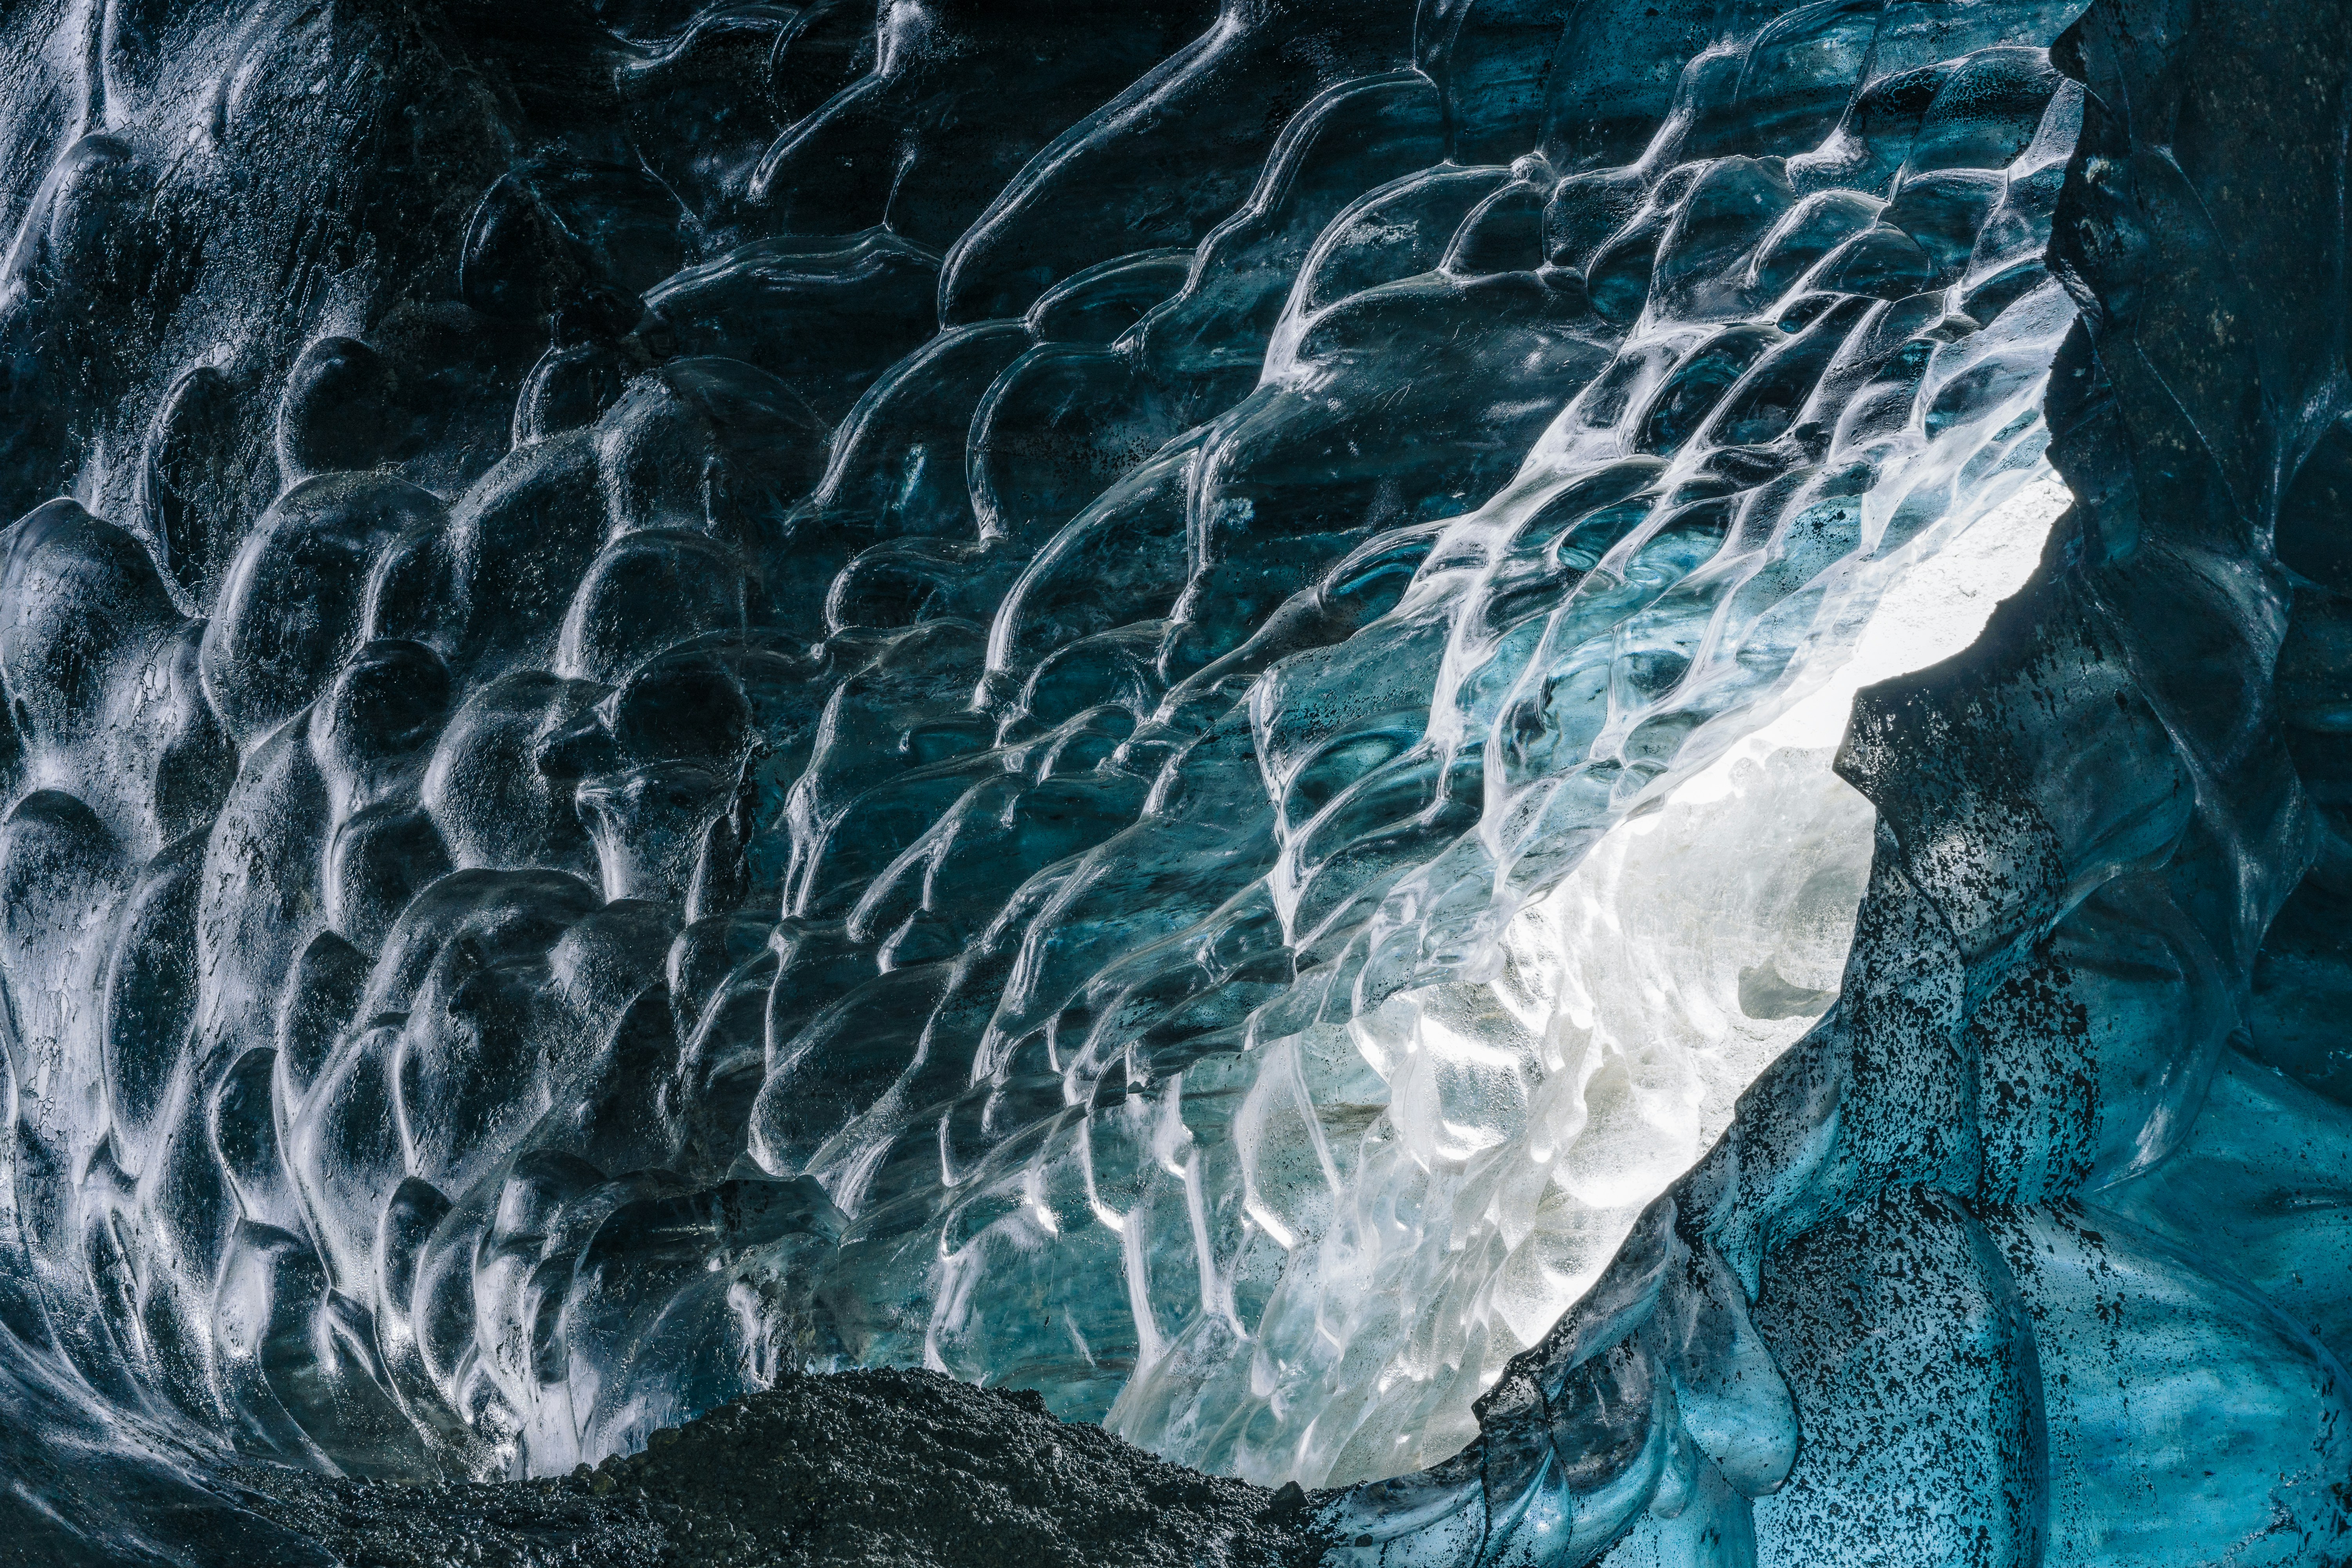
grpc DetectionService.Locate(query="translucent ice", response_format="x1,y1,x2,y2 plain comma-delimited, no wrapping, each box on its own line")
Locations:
0,0,2346,1563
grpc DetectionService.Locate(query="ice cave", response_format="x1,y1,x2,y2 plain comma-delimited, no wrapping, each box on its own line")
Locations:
0,0,2344,1563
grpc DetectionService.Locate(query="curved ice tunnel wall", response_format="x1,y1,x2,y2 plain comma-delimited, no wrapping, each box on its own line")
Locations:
0,0,2159,1552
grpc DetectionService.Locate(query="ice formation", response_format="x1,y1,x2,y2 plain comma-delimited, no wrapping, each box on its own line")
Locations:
0,0,2346,1563
1106,466,2072,1487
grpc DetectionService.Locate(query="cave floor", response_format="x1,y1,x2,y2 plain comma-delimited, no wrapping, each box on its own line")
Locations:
220,1368,1325,1568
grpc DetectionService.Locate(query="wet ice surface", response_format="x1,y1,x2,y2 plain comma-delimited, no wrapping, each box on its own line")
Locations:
1,0,2350,1563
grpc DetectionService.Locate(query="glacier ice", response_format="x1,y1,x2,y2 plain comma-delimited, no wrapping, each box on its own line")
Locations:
0,0,2345,1563
1105,465,2072,1488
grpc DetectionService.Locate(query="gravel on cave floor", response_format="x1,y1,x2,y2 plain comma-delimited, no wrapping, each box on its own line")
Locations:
224,1367,1330,1568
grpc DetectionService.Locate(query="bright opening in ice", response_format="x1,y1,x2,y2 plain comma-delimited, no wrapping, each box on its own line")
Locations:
1107,465,2072,1486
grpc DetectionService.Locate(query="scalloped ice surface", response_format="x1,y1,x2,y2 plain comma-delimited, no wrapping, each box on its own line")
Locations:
0,0,2222,1556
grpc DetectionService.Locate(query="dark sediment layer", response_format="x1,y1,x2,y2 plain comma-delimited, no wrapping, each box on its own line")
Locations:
222,1368,1326,1568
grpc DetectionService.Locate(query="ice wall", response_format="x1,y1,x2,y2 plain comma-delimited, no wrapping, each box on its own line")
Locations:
0,0,2345,1563
1316,0,2352,1560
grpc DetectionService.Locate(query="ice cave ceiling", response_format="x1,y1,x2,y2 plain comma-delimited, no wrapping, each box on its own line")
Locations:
0,0,2347,1563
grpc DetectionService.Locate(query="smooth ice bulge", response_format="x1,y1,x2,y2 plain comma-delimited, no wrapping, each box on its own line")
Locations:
2,0,2346,1562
